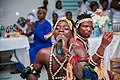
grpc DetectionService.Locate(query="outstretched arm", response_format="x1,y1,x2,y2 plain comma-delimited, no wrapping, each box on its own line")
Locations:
91,31,113,65
44,30,54,40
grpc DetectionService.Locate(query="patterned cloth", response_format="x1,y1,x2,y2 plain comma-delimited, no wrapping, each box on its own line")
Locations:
83,64,98,80
17,17,26,25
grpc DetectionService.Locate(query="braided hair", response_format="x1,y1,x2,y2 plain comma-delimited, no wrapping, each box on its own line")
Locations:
75,12,92,29
75,12,93,36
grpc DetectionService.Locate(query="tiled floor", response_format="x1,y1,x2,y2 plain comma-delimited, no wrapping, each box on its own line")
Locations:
0,51,48,80
0,65,48,80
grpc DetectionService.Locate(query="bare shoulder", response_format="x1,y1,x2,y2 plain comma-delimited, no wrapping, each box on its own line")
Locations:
36,47,51,63
37,47,51,57
72,45,88,57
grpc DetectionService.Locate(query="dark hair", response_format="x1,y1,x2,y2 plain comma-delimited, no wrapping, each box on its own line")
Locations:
89,1,99,11
65,11,72,16
83,0,88,4
77,12,92,21
52,13,58,17
43,0,48,5
110,0,120,11
52,13,58,27
76,12,92,29
99,0,108,4
55,0,62,9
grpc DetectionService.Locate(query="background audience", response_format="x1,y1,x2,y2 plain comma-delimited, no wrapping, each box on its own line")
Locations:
110,0,120,22
76,1,82,16
53,0,66,18
80,0,90,12
89,1,99,13
40,0,53,20
65,11,75,28
28,7,52,64
52,12,58,27
99,0,112,19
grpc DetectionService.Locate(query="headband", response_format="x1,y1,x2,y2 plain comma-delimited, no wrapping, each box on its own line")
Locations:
54,17,73,30
76,18,93,28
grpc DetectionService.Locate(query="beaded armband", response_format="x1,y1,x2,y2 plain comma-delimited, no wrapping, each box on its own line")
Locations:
20,64,40,79
78,57,89,63
30,64,40,77
89,57,98,66
95,52,104,59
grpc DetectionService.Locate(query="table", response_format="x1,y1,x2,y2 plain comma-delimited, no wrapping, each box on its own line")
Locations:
88,35,120,70
0,36,30,67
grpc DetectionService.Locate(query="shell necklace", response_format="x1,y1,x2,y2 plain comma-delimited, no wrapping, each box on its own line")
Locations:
77,33,89,53
49,43,72,80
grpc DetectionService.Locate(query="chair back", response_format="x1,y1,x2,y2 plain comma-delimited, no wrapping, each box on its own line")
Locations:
113,22,120,32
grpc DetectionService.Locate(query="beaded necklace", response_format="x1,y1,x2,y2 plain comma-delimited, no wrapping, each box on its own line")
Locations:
76,33,89,53
49,43,72,80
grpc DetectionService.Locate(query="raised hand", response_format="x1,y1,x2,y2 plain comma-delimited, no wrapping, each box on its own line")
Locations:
101,31,113,48
44,29,54,40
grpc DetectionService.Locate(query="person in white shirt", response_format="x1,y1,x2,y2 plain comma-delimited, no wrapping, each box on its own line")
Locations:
80,0,90,12
26,13,36,48
99,0,112,20
14,17,28,35
53,0,66,18
110,0,120,22
76,1,82,16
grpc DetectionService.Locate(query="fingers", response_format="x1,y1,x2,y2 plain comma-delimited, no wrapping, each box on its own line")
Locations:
102,31,113,47
108,32,113,42
56,35,67,44
108,36,113,42
104,31,113,39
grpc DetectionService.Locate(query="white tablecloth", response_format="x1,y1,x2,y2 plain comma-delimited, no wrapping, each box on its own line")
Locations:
0,37,30,67
88,35,120,70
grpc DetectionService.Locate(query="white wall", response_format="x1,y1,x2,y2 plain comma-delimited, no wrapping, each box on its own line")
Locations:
0,0,55,26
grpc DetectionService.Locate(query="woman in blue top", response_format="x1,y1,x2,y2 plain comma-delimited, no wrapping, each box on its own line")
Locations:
27,7,52,64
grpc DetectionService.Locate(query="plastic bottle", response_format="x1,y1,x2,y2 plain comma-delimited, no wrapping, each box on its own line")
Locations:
93,22,101,37
10,25,13,32
6,26,10,38
6,26,9,33
108,20,113,31
0,25,5,38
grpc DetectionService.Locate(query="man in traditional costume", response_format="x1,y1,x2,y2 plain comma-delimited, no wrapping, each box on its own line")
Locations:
21,17,99,80
72,12,113,80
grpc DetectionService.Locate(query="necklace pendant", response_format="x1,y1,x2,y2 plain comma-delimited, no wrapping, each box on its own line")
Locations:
57,49,62,55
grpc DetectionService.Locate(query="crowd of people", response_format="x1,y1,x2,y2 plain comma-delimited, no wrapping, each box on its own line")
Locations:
8,0,120,79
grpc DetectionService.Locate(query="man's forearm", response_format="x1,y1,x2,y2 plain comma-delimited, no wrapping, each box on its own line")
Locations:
27,74,38,80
